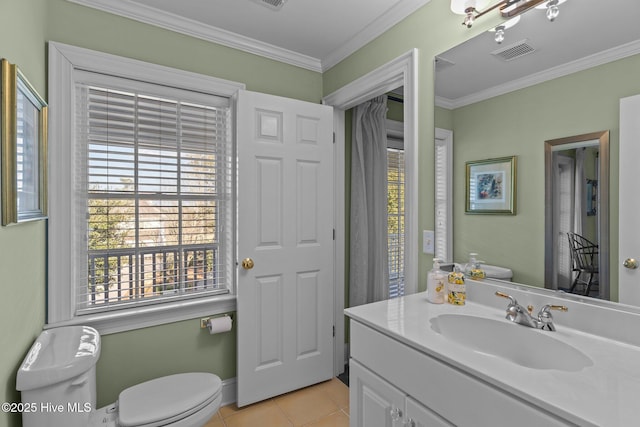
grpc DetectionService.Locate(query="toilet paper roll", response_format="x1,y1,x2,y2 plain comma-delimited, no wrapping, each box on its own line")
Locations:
207,316,232,335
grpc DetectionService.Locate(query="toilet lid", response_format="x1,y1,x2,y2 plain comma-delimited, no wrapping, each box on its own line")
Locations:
118,372,222,427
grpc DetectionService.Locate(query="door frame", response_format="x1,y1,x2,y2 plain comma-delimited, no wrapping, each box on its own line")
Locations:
323,49,419,373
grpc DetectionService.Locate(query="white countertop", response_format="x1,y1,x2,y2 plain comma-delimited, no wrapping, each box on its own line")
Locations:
345,291,640,427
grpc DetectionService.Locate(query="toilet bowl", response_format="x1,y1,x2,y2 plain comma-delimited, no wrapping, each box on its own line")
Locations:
16,326,222,427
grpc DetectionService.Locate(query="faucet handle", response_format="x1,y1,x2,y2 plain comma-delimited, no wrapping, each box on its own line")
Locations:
538,304,568,331
495,291,517,305
540,304,568,314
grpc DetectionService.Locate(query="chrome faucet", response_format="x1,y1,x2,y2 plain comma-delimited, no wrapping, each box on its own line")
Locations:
495,291,568,331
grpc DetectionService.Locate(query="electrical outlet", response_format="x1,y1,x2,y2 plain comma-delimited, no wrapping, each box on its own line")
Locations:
423,230,434,254
423,230,435,254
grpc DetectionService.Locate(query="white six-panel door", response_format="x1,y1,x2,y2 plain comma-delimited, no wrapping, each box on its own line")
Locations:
619,94,640,305
236,90,334,406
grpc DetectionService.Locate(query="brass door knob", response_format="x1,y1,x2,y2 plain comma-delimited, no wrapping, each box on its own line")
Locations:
624,258,638,269
241,258,255,270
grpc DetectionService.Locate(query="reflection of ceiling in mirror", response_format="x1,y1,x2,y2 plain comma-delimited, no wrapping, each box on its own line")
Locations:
435,0,640,108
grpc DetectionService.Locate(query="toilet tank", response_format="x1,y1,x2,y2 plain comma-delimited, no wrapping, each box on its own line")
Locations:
481,264,513,281
16,326,101,427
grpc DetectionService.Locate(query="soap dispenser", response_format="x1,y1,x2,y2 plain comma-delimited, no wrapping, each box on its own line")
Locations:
427,258,446,304
465,252,486,280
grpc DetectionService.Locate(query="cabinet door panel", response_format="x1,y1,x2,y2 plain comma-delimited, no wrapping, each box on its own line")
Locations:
406,396,454,427
350,359,405,427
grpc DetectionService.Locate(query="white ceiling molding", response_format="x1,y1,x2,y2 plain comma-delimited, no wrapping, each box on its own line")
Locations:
436,38,640,110
66,0,323,72
66,0,430,73
321,0,431,71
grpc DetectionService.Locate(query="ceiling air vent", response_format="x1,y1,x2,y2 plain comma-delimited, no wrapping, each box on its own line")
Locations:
491,40,536,62
251,0,287,11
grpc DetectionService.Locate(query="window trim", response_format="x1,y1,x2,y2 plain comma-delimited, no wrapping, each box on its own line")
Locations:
435,128,453,263
386,119,404,298
47,42,245,334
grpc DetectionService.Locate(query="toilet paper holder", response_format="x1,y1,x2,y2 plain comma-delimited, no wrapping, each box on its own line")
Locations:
200,313,233,329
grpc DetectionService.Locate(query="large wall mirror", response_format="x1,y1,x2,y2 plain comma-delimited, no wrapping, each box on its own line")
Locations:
434,0,640,306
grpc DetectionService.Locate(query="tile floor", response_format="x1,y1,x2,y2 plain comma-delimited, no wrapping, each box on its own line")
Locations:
204,378,349,427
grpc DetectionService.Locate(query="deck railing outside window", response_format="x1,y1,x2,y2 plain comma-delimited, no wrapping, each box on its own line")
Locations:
87,244,223,306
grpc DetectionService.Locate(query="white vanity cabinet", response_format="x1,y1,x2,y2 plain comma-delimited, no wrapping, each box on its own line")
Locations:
349,320,574,427
350,359,452,427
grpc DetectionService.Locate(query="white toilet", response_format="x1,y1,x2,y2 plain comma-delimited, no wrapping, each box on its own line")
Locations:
16,326,222,427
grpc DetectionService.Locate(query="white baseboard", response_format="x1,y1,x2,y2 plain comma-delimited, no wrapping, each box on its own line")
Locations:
221,377,237,407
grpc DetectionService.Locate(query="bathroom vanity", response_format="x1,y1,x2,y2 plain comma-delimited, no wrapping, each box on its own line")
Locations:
345,279,640,427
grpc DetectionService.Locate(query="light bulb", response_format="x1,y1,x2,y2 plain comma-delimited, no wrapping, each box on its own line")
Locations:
494,26,505,44
546,0,559,21
463,10,475,28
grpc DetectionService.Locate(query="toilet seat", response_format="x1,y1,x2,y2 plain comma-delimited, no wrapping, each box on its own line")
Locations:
118,373,222,427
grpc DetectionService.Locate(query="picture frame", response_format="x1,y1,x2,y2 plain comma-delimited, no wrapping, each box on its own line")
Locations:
1,58,48,225
465,156,516,215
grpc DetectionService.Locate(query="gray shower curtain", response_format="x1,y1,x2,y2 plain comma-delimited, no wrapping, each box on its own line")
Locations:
349,96,389,307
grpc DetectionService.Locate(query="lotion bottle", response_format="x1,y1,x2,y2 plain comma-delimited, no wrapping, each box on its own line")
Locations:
427,258,446,304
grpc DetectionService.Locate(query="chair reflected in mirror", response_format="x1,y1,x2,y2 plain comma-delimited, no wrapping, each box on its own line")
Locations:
567,232,599,296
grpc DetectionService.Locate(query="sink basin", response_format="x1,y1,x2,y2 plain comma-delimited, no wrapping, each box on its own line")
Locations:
430,314,593,371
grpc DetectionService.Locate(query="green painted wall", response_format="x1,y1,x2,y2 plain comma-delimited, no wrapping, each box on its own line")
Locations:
450,54,640,301
435,105,453,131
0,1,48,426
97,318,236,407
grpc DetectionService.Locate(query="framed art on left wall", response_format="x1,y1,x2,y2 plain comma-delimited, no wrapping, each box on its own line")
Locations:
1,58,48,225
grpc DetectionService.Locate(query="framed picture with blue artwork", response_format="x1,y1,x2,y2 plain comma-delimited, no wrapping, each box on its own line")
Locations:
465,156,516,215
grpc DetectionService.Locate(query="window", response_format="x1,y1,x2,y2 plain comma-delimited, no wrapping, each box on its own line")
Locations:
387,132,405,298
48,43,244,332
77,80,231,314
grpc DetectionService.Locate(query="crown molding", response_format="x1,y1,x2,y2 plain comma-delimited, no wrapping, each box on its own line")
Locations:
67,0,430,73
320,0,431,71
66,0,323,72
436,38,640,110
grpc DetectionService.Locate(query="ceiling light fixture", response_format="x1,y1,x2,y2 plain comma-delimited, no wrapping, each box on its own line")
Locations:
488,16,520,44
535,0,567,21
451,0,562,28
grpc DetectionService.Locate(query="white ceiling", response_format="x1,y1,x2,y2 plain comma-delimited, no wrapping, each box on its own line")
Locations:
68,0,431,72
435,0,640,108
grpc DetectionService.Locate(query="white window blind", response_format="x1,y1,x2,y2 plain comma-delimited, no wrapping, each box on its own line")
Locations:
435,130,453,263
387,141,405,298
75,79,232,314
